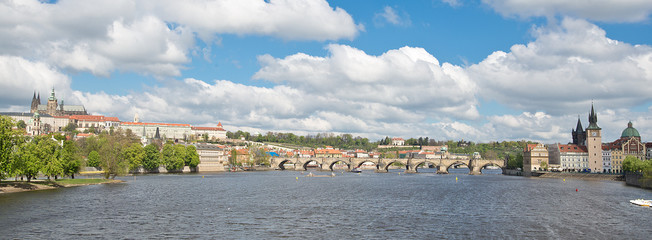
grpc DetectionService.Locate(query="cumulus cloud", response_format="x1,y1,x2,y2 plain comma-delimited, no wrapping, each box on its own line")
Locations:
374,6,411,27
487,107,652,144
0,56,72,109
254,44,479,120
482,0,652,22
469,18,652,115
0,0,361,78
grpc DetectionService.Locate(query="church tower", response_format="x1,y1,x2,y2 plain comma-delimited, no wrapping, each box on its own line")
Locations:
586,104,602,173
572,117,586,146
30,92,38,113
46,88,58,116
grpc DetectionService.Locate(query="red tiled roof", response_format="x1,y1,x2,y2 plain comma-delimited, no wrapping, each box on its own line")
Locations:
315,149,342,154
524,144,538,152
558,144,587,153
69,115,106,121
121,122,191,127
191,126,226,131
67,115,120,122
392,137,404,141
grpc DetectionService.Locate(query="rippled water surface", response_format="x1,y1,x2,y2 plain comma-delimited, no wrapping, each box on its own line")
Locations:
1,170,651,239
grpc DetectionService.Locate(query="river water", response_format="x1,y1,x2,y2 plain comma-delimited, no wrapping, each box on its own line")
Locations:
1,170,651,239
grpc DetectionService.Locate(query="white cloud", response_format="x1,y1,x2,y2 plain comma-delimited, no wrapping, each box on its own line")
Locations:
149,0,361,42
469,18,652,115
0,0,361,78
374,6,411,27
483,0,652,22
254,44,479,120
0,56,72,108
441,0,462,8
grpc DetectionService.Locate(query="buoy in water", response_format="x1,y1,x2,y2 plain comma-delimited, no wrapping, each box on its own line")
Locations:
296,177,298,180
563,179,565,182
202,176,204,178
456,177,458,182
576,189,578,192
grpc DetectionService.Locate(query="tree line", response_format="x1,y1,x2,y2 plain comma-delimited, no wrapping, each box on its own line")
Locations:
0,116,199,181
229,131,378,151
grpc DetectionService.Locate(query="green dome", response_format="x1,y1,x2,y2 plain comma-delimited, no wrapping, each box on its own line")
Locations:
621,121,640,138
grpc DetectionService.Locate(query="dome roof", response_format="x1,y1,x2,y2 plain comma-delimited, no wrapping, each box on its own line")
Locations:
621,121,640,138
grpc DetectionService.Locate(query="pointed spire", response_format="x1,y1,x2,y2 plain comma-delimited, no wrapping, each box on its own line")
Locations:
587,103,601,130
575,116,584,133
37,92,40,103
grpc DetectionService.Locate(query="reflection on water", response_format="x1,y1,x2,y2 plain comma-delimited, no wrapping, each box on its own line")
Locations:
1,171,651,239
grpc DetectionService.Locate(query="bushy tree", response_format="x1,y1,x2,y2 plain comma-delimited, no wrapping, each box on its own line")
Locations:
16,120,26,129
142,144,161,172
185,145,200,168
38,136,63,180
162,143,184,171
622,156,644,172
60,140,81,179
13,140,42,181
99,129,136,179
87,150,101,168
0,116,19,181
123,143,145,172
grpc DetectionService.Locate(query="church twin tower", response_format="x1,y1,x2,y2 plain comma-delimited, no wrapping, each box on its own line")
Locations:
571,104,602,173
30,88,87,116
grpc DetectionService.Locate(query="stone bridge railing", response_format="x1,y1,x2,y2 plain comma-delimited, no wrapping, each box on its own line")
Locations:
269,157,505,175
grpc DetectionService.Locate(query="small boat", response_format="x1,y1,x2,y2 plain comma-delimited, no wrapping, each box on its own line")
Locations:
351,167,362,173
629,199,652,207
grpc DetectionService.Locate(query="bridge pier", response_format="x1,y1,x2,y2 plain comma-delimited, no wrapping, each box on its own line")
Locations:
469,166,482,175
436,165,449,174
374,169,388,173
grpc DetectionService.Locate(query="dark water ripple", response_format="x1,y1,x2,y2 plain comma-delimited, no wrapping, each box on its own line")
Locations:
1,170,651,239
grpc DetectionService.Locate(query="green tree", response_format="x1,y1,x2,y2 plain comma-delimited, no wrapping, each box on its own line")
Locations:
14,140,42,181
250,145,270,166
162,143,184,171
185,145,200,168
16,120,26,129
142,144,161,172
540,161,548,171
622,155,644,172
99,130,133,179
172,144,186,170
60,140,81,179
124,143,145,172
229,149,239,167
62,122,77,133
38,136,63,180
87,150,101,168
0,116,20,182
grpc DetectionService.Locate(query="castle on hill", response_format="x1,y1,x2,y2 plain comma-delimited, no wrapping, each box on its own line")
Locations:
30,88,87,116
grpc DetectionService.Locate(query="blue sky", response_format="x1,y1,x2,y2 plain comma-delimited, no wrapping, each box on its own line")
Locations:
1,0,651,143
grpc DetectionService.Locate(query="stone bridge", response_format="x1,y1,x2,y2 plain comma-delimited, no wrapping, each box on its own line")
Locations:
269,157,505,175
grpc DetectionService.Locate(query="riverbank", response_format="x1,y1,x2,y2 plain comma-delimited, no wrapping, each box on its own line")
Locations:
0,179,123,194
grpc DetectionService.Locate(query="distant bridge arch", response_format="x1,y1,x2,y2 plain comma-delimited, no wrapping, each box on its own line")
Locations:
269,157,505,175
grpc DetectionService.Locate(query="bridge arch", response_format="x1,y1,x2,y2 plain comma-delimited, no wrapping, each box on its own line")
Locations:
277,159,295,170
329,160,350,171
413,160,437,173
302,159,321,171
382,160,408,172
478,162,503,174
446,161,470,172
